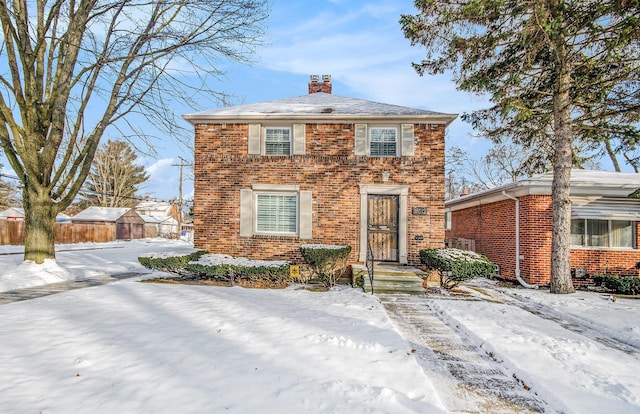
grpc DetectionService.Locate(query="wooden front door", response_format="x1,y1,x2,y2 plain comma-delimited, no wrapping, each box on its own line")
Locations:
367,195,399,261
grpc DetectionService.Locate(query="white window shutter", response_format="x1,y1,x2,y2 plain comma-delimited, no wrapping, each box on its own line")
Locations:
299,190,313,239
248,124,261,155
401,124,415,156
354,124,368,155
239,189,253,237
292,124,306,155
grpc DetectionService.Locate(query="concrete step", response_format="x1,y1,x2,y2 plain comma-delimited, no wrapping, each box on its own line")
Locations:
353,264,426,295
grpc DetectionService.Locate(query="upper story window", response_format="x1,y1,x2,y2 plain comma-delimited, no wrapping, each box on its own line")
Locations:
570,218,635,248
265,127,291,156
354,124,415,157
248,124,305,156
369,127,397,157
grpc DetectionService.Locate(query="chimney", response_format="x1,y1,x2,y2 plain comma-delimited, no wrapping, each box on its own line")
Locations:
308,74,332,94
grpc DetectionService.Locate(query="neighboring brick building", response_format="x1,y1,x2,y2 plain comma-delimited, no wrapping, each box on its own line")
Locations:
184,75,457,266
445,170,640,286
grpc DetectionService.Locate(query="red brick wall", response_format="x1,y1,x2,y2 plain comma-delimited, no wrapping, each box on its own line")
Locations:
447,194,640,285
446,199,517,281
193,122,446,265
570,225,640,276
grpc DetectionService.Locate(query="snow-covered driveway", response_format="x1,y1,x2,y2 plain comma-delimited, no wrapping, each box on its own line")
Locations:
382,282,640,414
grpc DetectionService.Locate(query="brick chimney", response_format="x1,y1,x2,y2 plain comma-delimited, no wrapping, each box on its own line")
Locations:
308,74,332,94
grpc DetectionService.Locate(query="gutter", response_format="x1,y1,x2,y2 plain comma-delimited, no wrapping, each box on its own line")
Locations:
502,191,538,289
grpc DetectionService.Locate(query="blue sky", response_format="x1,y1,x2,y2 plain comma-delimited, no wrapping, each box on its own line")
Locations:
2,0,623,204
140,0,492,201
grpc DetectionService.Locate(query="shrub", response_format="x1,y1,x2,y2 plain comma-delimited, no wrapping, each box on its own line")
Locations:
186,254,291,287
593,274,640,295
300,244,351,288
138,250,207,274
420,248,496,289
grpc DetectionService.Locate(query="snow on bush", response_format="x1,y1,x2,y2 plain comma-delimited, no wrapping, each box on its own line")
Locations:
300,244,351,288
420,248,496,289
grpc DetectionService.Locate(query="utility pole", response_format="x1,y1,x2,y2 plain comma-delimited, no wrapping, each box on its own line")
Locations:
172,157,192,238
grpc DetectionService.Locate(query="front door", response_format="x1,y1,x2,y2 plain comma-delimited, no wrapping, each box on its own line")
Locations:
367,195,399,261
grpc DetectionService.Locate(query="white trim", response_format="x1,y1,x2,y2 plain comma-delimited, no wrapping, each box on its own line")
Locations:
358,184,409,264
252,184,300,191
263,126,292,156
254,192,299,236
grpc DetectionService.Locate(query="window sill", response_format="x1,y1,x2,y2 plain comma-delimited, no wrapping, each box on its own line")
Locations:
570,246,638,251
251,234,299,240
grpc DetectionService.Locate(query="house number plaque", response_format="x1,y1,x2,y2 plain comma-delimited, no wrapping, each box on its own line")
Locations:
412,207,427,215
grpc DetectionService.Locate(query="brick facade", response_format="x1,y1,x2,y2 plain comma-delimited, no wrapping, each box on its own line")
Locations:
447,194,640,286
193,122,446,266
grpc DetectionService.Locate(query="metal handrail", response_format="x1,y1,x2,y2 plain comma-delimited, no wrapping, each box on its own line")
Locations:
366,237,374,295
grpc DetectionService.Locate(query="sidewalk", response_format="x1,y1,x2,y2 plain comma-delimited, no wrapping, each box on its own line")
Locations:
0,272,147,304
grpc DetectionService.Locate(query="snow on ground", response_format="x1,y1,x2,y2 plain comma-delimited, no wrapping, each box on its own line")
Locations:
1,240,640,412
436,281,640,413
0,240,445,413
0,239,197,292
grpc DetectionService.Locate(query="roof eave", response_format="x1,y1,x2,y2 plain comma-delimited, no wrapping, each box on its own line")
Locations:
182,113,458,126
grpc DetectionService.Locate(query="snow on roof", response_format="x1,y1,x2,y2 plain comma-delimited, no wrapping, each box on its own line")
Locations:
0,207,24,218
136,201,172,211
72,207,131,222
0,208,69,220
139,214,163,224
184,92,457,124
446,169,640,209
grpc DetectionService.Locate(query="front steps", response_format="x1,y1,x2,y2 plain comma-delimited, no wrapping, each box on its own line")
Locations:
352,263,427,295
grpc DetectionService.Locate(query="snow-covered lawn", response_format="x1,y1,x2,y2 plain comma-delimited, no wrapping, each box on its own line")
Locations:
0,240,444,413
1,239,639,413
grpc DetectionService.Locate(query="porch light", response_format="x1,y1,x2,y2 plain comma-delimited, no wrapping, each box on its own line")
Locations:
382,171,390,182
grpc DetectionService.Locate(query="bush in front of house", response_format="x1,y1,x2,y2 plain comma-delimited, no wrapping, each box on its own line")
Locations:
593,274,640,295
300,244,352,288
186,254,291,288
420,248,496,289
138,250,207,274
139,251,291,288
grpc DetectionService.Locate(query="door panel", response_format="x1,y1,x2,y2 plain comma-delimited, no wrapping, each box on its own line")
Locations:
368,195,399,261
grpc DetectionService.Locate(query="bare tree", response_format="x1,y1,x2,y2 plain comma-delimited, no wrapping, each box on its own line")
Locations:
0,0,269,263
81,140,148,208
0,166,18,209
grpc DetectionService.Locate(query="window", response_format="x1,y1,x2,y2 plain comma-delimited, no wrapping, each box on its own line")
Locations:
264,127,291,155
570,219,635,248
256,194,297,234
239,185,313,239
369,127,397,157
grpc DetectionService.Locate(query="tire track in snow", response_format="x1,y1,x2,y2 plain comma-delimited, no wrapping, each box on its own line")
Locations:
481,287,640,356
380,294,550,414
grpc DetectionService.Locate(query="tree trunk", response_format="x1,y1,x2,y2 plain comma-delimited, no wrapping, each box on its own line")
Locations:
604,138,621,172
23,186,56,264
549,39,576,294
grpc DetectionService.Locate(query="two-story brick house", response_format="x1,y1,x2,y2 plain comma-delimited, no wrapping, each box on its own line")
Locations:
184,75,457,268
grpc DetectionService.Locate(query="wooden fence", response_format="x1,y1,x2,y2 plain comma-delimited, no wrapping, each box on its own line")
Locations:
0,220,116,245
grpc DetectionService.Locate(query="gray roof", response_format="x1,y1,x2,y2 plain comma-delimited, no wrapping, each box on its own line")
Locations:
184,92,457,125
446,169,640,210
72,207,131,222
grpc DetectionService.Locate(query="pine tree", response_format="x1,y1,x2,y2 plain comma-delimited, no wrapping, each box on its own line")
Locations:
82,140,149,208
401,0,640,293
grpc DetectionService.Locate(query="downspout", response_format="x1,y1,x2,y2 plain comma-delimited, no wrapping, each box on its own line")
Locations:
502,191,538,289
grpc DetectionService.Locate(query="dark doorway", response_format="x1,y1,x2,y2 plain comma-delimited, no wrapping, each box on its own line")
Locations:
367,195,399,261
